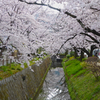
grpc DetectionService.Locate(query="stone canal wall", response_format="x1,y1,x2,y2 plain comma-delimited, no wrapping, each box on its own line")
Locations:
0,57,51,100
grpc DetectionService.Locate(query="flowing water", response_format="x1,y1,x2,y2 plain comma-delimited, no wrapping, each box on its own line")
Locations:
37,67,71,100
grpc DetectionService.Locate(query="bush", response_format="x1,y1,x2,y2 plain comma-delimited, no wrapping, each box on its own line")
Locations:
82,58,87,61
66,54,70,59
76,57,80,60
81,61,100,80
86,62,100,80
17,68,21,71
11,68,15,70
80,62,88,68
69,56,74,60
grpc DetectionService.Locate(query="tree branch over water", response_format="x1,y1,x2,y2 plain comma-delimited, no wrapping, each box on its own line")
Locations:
18,0,100,55
19,0,100,37
57,34,77,55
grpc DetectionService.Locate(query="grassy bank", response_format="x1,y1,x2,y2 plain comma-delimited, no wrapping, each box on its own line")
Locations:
63,57,100,100
0,56,49,80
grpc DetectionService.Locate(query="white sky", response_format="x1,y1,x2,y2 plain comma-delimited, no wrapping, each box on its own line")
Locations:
42,1,68,14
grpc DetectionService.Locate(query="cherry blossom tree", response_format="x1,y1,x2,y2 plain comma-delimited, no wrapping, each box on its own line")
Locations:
18,0,100,50
0,0,100,66
0,0,49,66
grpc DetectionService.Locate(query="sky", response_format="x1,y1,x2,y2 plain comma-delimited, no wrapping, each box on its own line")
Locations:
41,0,68,14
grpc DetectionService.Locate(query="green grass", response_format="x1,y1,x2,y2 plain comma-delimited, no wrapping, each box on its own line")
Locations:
63,59,82,77
29,55,49,66
0,63,24,80
0,55,49,80
63,58,100,100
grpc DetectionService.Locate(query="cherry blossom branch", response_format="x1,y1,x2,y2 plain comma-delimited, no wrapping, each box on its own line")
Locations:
85,27,100,36
65,11,77,18
19,0,77,19
90,7,100,11
18,0,100,55
80,32,99,44
86,39,95,43
56,34,77,55
18,0,61,12
18,0,100,37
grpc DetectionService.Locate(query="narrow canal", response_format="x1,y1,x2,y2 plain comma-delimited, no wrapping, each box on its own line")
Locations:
37,67,71,100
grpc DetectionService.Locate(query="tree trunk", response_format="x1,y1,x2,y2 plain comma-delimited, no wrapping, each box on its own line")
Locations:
80,50,84,61
74,47,78,58
65,49,68,55
90,45,98,57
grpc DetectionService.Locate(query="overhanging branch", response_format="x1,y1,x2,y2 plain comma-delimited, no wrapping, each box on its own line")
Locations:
80,32,99,44
65,11,77,18
56,34,77,55
19,0,100,41
18,0,61,12
86,39,95,43
85,27,100,36
90,7,100,11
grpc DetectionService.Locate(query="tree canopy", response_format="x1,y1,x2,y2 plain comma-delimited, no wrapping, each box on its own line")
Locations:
0,0,100,64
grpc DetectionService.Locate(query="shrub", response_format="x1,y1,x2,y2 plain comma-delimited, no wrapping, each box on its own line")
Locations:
82,58,87,61
81,57,100,80
80,62,88,68
86,62,100,80
17,68,21,71
81,61,100,80
69,56,74,60
66,54,70,59
11,68,15,70
76,57,80,60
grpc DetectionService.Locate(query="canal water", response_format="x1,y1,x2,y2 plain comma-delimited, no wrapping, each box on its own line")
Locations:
36,67,71,100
